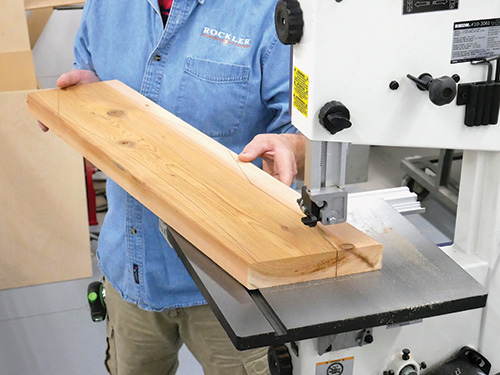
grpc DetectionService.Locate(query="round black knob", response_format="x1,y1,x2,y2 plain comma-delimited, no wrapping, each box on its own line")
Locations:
318,100,352,135
402,348,411,361
268,345,293,375
389,80,400,90
275,0,304,45
364,334,374,344
428,76,457,106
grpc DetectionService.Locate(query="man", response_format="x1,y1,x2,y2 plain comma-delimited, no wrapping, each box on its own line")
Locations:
42,0,305,374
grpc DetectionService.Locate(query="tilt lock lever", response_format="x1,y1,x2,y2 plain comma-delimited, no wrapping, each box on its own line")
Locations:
407,73,458,106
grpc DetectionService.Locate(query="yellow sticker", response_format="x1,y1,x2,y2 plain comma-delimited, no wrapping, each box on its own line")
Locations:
293,66,309,118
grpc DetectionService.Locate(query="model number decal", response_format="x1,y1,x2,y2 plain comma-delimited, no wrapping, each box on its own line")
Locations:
451,18,500,63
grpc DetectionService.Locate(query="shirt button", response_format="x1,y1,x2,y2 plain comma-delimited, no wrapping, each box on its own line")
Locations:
154,54,161,61
130,228,138,235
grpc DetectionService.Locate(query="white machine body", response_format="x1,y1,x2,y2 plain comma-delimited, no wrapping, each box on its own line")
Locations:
291,0,500,151
287,0,500,373
289,289,485,375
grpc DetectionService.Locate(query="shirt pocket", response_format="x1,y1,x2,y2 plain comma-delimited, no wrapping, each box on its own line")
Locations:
175,57,250,138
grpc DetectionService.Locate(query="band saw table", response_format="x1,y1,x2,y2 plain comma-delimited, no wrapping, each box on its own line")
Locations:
164,194,487,352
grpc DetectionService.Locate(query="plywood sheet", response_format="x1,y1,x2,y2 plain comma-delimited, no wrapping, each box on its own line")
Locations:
0,90,92,290
27,7,54,49
27,81,382,289
1,0,37,91
24,0,85,10
0,51,38,91
1,0,31,52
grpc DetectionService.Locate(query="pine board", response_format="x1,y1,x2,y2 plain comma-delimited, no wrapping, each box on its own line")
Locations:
27,80,383,289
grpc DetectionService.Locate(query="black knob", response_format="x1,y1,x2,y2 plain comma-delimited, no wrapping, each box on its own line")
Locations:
364,334,374,344
275,0,304,45
268,345,293,375
318,100,352,135
402,348,411,361
429,76,457,106
389,80,400,90
407,73,457,106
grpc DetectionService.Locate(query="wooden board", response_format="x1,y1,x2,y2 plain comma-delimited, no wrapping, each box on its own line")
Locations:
0,90,92,290
27,80,383,289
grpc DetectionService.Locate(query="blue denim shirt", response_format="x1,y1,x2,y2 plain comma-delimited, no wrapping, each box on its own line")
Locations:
74,0,293,310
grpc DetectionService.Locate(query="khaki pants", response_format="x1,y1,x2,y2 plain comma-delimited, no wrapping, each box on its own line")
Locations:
104,280,270,375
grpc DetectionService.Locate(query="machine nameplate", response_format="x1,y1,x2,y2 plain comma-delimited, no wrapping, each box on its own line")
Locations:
293,66,309,118
403,0,459,15
316,356,354,375
451,18,500,63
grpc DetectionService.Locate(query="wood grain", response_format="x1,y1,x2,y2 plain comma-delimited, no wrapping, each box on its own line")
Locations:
0,90,91,290
27,80,383,289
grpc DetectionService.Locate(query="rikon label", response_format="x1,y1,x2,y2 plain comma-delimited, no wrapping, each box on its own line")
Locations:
451,18,500,63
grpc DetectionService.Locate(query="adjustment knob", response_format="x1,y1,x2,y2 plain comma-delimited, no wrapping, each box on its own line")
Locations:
318,101,352,135
275,0,304,45
428,76,457,106
268,345,293,375
407,73,457,106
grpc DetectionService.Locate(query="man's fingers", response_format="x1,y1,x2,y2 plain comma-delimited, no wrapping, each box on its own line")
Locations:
56,69,100,88
56,72,80,88
270,148,297,186
238,136,272,163
239,134,297,186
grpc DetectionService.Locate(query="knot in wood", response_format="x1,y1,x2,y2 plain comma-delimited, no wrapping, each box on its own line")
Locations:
119,141,134,147
340,243,354,251
107,109,125,117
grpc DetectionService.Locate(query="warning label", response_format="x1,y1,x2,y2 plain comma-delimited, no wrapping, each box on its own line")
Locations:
451,18,500,63
293,67,309,118
316,356,354,375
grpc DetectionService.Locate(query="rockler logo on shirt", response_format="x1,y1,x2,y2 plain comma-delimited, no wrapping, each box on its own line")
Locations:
201,27,251,48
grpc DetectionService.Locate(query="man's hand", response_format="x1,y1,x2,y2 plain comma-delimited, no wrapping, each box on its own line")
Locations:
238,133,305,186
38,69,100,132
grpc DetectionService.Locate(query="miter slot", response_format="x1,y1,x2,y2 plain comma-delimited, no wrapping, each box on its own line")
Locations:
247,289,288,337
